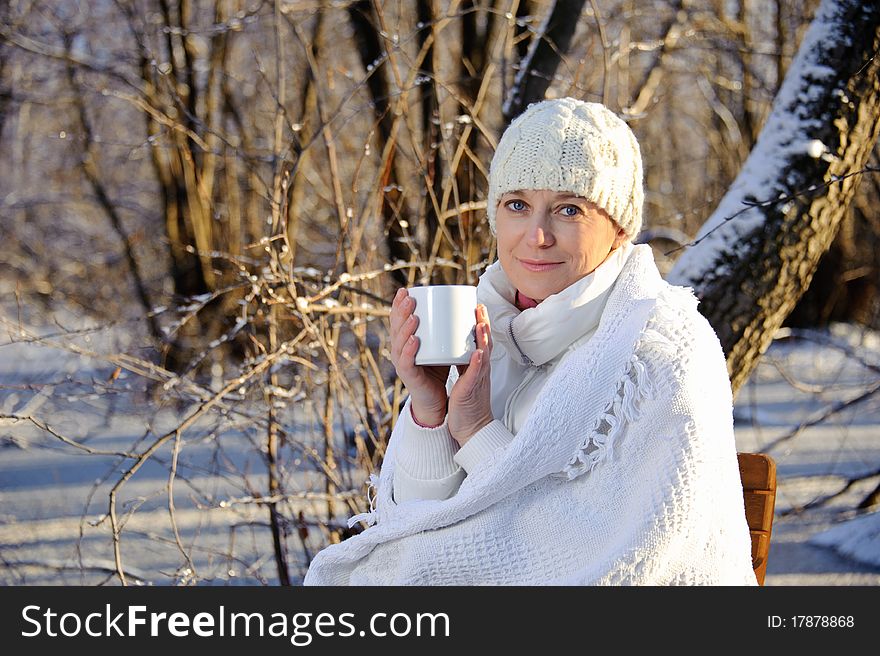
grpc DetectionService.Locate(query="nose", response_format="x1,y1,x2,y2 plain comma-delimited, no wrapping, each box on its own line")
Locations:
525,210,555,248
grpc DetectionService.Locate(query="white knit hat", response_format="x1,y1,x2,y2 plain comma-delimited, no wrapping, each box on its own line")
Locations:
487,97,644,239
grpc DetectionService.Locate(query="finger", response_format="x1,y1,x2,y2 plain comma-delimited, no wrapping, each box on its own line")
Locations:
455,348,483,393
472,318,491,354
391,313,419,363
471,324,492,379
389,289,410,333
471,307,482,350
477,323,489,349
399,333,422,374
390,297,416,344
477,305,492,351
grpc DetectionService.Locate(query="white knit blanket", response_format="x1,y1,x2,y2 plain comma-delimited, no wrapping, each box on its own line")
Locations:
304,246,757,585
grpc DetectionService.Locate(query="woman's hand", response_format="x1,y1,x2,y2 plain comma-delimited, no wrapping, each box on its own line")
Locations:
389,288,450,427
447,304,494,446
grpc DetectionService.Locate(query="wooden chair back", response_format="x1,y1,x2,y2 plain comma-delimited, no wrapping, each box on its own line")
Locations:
737,452,777,585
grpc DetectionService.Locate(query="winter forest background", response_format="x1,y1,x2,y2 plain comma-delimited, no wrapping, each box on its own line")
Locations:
1,0,879,585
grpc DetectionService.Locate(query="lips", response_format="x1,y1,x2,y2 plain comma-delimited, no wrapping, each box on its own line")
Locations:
517,258,563,272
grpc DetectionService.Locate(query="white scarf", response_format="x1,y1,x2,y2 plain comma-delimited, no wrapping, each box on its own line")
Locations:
304,246,756,585
479,243,633,367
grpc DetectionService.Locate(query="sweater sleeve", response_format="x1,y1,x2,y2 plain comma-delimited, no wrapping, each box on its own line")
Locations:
391,401,466,503
452,419,515,474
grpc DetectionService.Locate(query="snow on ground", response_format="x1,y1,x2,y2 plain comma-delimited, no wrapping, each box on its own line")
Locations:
734,324,880,584
1,306,879,585
0,307,347,586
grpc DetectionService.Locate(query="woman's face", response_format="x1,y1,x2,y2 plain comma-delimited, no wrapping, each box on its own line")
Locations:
495,189,627,302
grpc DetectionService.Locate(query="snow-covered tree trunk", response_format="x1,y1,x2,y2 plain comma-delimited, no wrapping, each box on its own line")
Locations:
667,0,880,396
503,0,588,123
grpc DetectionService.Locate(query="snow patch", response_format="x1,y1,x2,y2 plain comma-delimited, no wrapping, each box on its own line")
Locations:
810,510,880,568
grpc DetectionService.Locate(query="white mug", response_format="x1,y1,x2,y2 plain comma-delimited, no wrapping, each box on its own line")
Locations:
408,285,477,366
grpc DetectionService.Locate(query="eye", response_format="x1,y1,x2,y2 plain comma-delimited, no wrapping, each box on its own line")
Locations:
505,199,528,212
558,204,582,218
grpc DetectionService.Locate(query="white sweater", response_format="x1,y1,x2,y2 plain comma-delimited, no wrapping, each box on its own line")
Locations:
393,243,633,503
304,244,756,585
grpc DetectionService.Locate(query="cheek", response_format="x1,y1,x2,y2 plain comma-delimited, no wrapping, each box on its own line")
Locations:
496,232,515,269
496,224,520,257
572,231,611,270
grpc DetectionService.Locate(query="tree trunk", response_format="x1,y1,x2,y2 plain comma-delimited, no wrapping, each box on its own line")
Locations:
668,0,880,396
0,1,10,138
503,0,587,123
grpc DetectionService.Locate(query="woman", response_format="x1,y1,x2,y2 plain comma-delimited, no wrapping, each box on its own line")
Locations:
304,97,756,585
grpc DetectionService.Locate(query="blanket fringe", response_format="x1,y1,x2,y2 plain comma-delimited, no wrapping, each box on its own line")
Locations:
347,472,380,528
561,352,656,481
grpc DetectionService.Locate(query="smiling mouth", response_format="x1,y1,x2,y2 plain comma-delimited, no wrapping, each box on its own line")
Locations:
518,259,563,272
